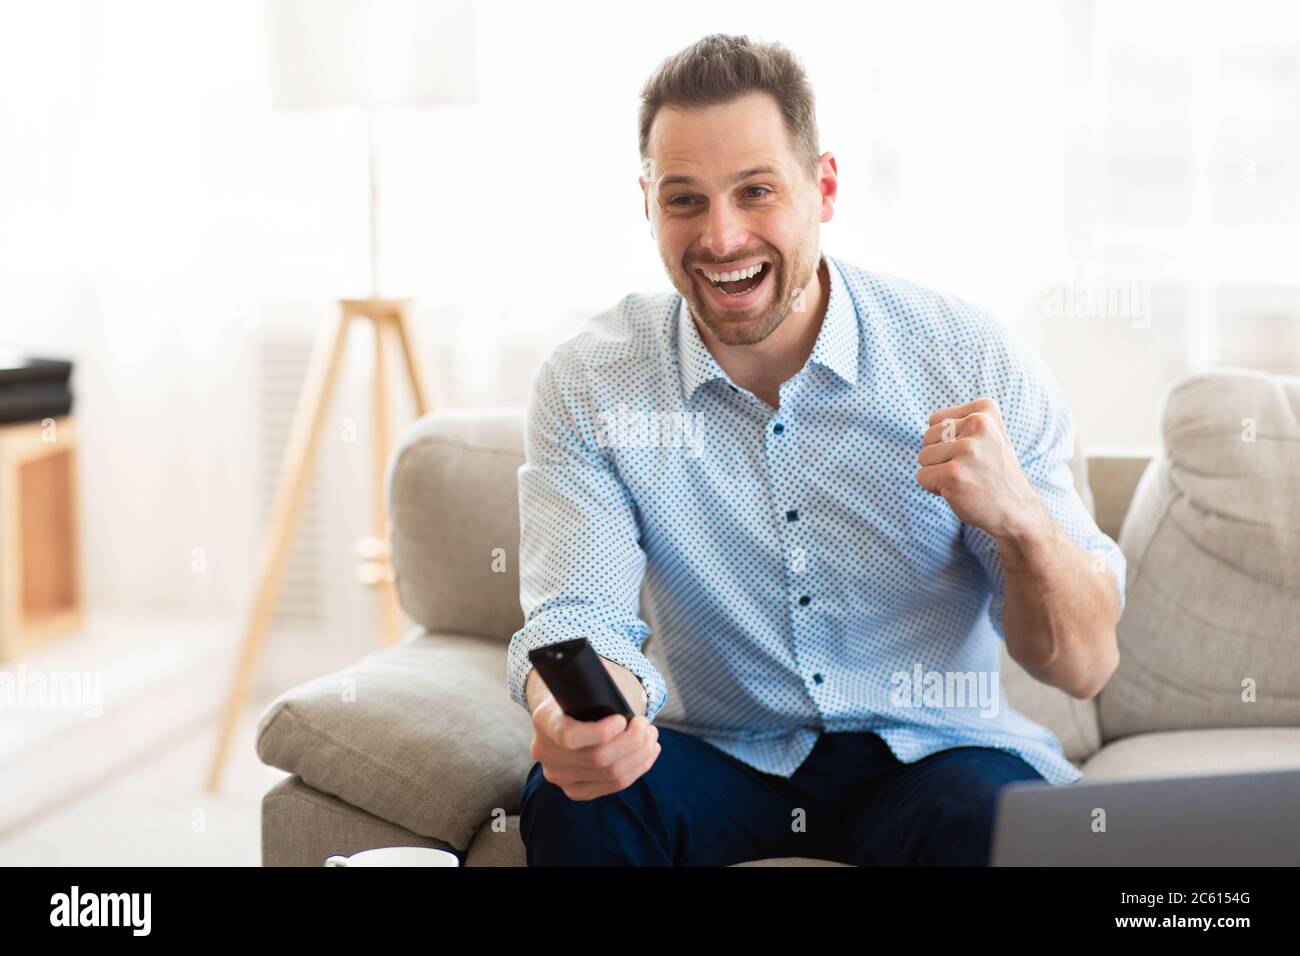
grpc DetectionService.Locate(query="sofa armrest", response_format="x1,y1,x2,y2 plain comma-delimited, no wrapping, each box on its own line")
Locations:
256,630,533,850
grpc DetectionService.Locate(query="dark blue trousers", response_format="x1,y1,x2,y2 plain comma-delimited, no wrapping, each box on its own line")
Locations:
518,726,1044,866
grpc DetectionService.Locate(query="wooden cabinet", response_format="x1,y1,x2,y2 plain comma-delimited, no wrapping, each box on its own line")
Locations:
0,415,83,660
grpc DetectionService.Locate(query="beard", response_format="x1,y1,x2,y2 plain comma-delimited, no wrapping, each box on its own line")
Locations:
665,230,821,347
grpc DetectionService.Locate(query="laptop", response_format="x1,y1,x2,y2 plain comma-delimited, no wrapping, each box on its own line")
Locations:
990,767,1300,866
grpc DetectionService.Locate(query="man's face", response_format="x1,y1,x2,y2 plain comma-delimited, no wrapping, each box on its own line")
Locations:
641,91,836,346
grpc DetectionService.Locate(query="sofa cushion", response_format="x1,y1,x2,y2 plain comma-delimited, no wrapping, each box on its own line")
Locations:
1099,368,1300,741
256,631,534,850
1082,727,1300,780
388,408,526,641
464,813,527,866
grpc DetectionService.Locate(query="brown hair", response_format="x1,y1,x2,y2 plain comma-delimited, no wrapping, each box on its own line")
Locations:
638,34,821,180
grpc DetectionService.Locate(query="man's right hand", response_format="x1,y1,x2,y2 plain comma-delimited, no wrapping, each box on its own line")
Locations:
529,694,661,801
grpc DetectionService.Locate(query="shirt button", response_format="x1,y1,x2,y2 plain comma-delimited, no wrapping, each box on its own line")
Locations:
813,673,824,685
798,595,811,606
786,509,798,522
772,422,784,434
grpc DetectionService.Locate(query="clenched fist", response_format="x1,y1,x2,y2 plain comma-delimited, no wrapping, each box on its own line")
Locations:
915,396,1048,542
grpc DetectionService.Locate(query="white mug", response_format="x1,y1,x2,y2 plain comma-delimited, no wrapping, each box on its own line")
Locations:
325,846,460,867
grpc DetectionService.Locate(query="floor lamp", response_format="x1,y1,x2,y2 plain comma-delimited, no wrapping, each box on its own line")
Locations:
206,0,476,791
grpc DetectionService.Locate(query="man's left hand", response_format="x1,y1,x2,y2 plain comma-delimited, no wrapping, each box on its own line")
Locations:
915,397,1048,542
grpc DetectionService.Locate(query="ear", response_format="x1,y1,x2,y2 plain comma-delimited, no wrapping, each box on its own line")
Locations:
816,152,838,224
639,176,649,221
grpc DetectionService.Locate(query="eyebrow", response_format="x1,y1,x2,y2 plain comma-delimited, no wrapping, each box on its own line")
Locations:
657,164,782,189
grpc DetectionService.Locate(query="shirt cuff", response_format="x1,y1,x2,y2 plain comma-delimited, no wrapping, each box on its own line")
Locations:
507,621,668,721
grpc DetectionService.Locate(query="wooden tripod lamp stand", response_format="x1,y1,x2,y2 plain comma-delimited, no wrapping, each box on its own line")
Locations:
207,0,476,791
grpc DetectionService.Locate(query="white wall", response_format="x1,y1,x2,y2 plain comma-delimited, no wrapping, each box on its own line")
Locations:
1,0,1297,621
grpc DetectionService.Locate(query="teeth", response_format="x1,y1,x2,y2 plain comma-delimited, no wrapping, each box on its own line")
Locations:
702,263,765,283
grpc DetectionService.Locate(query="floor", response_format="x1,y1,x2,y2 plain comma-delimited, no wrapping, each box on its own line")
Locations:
0,612,336,866
0,694,287,866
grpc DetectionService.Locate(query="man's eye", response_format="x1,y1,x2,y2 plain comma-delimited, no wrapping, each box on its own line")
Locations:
668,196,695,207
745,186,772,199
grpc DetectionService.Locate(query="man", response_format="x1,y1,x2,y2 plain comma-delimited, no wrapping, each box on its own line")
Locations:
507,34,1125,866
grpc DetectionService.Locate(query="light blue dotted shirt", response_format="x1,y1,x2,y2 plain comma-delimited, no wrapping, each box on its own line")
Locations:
507,252,1126,786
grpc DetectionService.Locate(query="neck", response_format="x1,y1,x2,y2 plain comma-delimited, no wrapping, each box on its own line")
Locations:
698,255,829,409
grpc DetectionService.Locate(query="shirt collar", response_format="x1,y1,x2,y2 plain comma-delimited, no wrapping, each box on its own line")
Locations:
677,252,860,403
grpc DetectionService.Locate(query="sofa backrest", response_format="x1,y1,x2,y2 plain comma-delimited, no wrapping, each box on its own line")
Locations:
387,408,527,644
386,404,1143,763
1097,367,1300,743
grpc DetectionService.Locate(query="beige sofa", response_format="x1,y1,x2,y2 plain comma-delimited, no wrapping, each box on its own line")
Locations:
257,367,1300,866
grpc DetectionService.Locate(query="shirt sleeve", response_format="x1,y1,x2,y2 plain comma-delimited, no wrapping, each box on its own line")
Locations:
958,333,1127,640
505,350,668,720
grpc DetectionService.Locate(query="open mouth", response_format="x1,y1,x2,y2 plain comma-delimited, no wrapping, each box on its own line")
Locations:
695,261,772,306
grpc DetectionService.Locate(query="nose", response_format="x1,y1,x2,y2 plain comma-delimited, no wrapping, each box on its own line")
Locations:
699,197,748,260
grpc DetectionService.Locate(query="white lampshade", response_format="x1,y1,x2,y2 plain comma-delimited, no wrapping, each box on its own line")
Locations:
266,0,477,109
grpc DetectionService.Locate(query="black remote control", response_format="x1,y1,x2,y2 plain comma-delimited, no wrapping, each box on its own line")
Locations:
528,638,636,721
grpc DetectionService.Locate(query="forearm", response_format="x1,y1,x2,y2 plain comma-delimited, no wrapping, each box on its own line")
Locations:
995,501,1122,699
524,657,649,717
